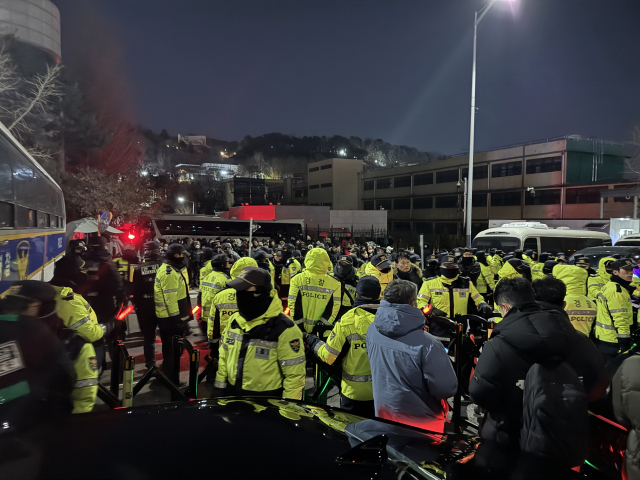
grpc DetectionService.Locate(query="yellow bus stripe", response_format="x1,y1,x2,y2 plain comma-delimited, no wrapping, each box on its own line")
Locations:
0,230,65,241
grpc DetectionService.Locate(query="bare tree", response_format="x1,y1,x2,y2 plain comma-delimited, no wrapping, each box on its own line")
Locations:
7,63,62,133
0,47,18,95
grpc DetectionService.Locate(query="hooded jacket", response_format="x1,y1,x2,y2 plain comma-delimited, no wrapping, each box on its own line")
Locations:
209,257,258,340
469,302,575,445
214,290,305,399
364,261,393,294
201,266,230,320
52,286,104,344
553,264,596,336
288,248,341,333
367,301,457,432
497,261,522,282
613,355,640,480
588,256,614,300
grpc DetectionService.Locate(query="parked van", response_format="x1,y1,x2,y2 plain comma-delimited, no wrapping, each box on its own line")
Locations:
615,234,640,247
472,222,611,255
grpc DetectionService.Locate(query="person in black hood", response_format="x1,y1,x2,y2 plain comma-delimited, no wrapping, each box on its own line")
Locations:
50,255,87,291
459,248,481,285
332,255,359,319
470,278,585,450
514,249,524,260
423,254,439,279
531,275,609,403
543,260,558,275
77,236,125,362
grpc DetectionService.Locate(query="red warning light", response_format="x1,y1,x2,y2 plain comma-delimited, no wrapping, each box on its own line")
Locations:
284,306,291,316
422,305,433,316
128,233,135,240
192,305,201,315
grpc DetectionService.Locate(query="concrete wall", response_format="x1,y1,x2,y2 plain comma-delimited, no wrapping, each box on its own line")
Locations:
275,205,331,230
330,210,387,230
0,0,61,61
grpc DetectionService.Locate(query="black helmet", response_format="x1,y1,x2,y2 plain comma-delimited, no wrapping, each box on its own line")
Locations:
292,250,301,258
201,247,215,261
144,240,161,252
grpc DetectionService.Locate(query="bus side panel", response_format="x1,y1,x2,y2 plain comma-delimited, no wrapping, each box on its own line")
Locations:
0,232,65,293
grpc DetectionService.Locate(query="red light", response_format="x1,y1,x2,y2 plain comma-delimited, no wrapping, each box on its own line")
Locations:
116,305,134,321
192,305,201,314
422,305,433,315
284,306,290,316
128,233,135,240
269,202,273,206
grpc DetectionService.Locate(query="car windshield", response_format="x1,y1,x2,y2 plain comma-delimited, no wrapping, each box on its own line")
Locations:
570,247,640,268
472,236,520,251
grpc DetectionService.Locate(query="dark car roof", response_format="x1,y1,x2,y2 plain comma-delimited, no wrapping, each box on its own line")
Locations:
572,246,640,254
4,397,477,480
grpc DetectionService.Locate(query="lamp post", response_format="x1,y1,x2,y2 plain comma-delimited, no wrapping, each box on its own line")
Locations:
178,197,195,214
466,0,510,246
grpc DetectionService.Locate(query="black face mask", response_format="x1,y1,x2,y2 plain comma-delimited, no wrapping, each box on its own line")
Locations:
440,267,459,279
257,261,270,271
461,257,473,266
380,267,392,274
335,263,353,279
236,289,273,320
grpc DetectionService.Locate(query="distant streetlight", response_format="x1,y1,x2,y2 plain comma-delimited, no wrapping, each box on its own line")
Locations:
178,197,195,214
466,0,514,247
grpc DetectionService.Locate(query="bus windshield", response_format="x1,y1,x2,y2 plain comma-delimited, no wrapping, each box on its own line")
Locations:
472,236,521,251
539,237,610,255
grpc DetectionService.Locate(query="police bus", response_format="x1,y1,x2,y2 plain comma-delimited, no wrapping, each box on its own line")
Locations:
472,222,611,255
0,122,66,294
150,214,304,241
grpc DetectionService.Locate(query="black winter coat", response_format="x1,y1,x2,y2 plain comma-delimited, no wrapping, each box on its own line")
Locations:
469,302,574,446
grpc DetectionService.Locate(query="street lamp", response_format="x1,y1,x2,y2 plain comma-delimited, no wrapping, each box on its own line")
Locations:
465,0,513,246
178,197,195,214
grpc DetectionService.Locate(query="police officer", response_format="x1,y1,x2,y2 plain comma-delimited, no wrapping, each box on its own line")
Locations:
131,240,163,369
272,249,284,290
0,281,75,429
281,249,302,298
213,267,305,399
475,251,495,303
201,254,231,324
113,244,139,289
77,236,125,367
288,248,341,334
254,250,276,288
363,253,394,294
67,239,87,261
588,257,615,300
221,242,240,262
154,243,193,375
331,254,359,319
595,258,635,360
199,247,215,286
459,248,481,286
553,263,597,336
209,257,258,356
305,276,381,416
417,255,492,335
531,252,550,280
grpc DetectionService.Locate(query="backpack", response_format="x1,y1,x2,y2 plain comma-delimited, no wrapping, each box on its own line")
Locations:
520,361,588,468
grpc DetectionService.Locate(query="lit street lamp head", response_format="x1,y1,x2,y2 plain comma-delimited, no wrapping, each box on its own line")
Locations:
178,197,185,202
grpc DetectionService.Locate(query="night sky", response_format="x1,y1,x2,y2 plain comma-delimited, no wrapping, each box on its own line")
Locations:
53,0,640,155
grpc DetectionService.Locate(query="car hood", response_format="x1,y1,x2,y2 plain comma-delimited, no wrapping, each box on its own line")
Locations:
6,397,479,480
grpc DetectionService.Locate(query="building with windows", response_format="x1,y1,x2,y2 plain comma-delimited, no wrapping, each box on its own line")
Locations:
308,157,364,209
359,136,632,237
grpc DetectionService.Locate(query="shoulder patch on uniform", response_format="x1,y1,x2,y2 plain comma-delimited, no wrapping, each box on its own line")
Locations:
89,356,98,371
62,292,74,301
289,339,301,353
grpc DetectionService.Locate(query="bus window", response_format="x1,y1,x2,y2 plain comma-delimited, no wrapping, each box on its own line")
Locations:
523,237,539,253
472,236,520,251
0,152,12,202
540,237,610,255
0,201,13,228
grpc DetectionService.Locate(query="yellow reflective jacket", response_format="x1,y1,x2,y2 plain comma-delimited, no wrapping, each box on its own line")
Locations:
112,257,133,283
199,260,213,286
154,262,190,319
531,261,545,281
416,274,484,315
595,279,633,346
363,261,393,294
53,286,104,343
281,259,301,285
476,263,495,294
497,261,522,282
553,264,596,335
201,270,230,320
288,249,341,333
313,305,377,401
490,256,504,275
214,291,305,399
209,257,258,340
68,338,98,414
588,257,614,300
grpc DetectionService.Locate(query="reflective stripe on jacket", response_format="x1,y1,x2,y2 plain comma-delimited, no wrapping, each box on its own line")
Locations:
70,341,98,414
588,257,614,300
476,263,495,293
201,270,229,319
288,249,341,333
595,280,632,344
214,291,305,399
53,286,104,343
313,305,377,401
154,263,190,319
416,274,483,315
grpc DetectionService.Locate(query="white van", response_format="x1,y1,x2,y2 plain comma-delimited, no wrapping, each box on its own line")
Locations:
472,222,611,255
615,234,640,247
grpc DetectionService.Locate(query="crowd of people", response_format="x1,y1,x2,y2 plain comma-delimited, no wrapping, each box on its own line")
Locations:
1,233,639,477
